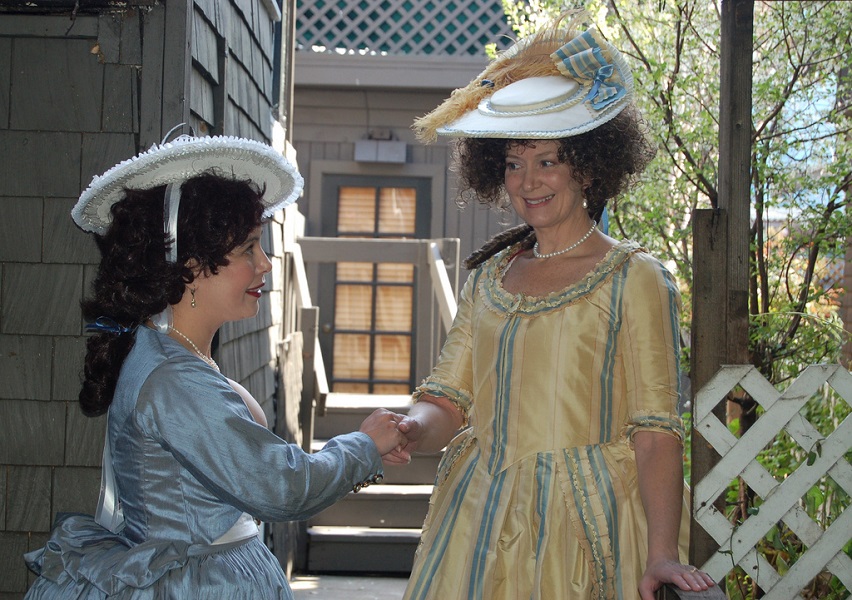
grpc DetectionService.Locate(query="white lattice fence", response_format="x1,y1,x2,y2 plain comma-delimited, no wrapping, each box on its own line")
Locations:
296,0,515,56
693,365,852,599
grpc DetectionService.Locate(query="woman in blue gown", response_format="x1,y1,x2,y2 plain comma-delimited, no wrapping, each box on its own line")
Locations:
24,132,405,599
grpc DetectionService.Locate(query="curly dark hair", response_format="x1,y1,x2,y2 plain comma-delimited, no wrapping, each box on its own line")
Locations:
79,172,266,416
453,104,656,223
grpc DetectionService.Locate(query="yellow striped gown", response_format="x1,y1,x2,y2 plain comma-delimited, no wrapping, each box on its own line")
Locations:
403,241,690,600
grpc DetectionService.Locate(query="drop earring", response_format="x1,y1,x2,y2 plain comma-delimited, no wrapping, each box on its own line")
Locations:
582,198,588,209
190,288,197,308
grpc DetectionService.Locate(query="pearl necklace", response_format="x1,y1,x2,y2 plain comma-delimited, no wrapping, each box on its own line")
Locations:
170,326,220,371
532,221,597,259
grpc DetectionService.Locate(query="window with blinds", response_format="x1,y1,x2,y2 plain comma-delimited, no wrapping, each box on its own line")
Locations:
329,185,418,394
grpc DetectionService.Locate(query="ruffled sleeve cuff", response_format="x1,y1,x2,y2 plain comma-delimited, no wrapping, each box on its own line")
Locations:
412,377,472,426
622,410,685,446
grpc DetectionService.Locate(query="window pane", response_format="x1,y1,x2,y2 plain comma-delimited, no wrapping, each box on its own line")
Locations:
374,383,411,394
334,382,370,393
337,262,374,282
338,187,375,233
333,334,371,379
377,263,413,282
373,334,410,380
375,286,412,331
378,187,416,234
334,285,373,329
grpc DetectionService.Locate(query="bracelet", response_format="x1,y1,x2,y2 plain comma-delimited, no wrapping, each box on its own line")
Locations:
352,473,383,493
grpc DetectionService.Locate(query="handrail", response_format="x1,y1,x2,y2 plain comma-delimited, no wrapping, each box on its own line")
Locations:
289,243,329,412
294,235,460,411
289,242,313,310
428,242,457,332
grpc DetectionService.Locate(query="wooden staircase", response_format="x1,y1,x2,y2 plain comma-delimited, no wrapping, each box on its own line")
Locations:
306,393,440,574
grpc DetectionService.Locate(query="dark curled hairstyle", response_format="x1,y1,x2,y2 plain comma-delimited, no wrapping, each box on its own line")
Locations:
79,172,266,416
455,104,656,268
455,104,655,216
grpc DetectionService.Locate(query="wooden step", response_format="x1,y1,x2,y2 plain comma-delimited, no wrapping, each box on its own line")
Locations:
314,393,413,439
382,453,441,485
307,526,420,574
310,484,432,529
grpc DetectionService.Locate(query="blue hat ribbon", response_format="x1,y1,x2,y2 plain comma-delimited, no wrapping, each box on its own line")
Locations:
551,30,626,110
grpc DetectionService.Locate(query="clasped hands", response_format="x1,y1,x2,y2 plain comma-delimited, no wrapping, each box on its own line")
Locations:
358,408,420,465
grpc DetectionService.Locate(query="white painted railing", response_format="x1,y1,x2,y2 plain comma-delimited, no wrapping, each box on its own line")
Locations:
293,236,460,413
428,241,458,332
693,365,852,598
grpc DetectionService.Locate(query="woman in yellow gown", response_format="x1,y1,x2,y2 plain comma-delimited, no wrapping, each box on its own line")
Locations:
389,11,717,600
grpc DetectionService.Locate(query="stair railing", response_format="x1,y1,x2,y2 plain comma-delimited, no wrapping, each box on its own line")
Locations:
290,236,460,420
288,241,330,450
428,241,457,332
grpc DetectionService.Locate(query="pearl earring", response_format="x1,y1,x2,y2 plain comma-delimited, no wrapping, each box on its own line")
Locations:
582,199,588,209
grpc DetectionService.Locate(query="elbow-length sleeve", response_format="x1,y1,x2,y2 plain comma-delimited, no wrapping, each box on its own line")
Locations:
620,253,685,444
135,358,383,523
411,268,481,424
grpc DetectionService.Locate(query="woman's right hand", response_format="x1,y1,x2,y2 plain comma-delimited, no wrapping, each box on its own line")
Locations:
358,408,406,456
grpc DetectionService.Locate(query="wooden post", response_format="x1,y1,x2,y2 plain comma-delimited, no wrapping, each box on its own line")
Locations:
658,583,727,600
690,0,754,572
690,209,729,569
299,306,320,453
718,0,753,367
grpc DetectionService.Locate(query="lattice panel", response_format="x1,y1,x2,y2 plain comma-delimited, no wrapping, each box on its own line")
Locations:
694,365,852,599
296,0,515,56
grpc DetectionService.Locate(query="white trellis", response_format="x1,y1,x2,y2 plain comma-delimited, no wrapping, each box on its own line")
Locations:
296,0,515,57
693,364,852,599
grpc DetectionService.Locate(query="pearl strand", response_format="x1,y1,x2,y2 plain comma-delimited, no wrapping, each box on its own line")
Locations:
532,221,597,259
170,326,220,371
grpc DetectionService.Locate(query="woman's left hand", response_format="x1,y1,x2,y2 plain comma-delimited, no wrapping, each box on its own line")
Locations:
638,559,716,600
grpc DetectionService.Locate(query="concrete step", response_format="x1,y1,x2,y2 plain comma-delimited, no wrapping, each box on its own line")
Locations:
310,484,432,529
312,439,441,485
315,393,412,439
307,526,420,574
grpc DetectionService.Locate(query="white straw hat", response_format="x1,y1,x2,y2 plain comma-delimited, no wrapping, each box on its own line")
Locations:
72,133,303,235
414,13,633,141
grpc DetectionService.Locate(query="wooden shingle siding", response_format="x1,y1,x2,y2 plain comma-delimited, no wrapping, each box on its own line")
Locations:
0,335,54,401
0,131,82,198
191,68,218,126
0,533,28,593
1,0,296,591
3,264,83,335
43,198,97,264
193,10,221,84
118,10,143,64
51,338,88,402
103,64,139,132
0,198,42,262
52,466,101,515
0,471,6,529
0,38,10,129
7,467,51,531
81,133,137,199
0,400,65,465
294,85,522,261
13,38,103,131
64,404,106,466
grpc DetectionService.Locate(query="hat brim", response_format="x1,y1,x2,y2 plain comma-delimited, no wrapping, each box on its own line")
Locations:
438,78,625,139
436,35,633,140
72,135,304,234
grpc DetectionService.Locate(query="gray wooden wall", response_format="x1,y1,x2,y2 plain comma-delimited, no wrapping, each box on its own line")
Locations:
292,85,520,263
0,0,295,595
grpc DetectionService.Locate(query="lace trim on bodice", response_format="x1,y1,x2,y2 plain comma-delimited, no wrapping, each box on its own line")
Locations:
479,240,644,316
